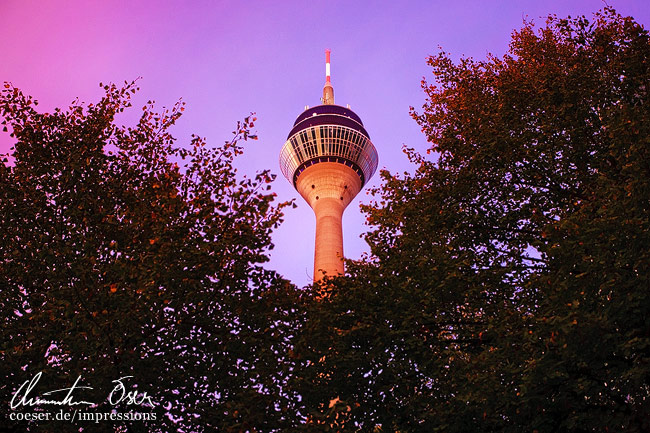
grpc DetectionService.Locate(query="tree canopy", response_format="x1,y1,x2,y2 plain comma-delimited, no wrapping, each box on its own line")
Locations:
2,7,649,433
292,8,650,432
0,81,300,432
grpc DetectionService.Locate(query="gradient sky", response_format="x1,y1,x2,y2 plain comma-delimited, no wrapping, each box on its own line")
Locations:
1,0,648,286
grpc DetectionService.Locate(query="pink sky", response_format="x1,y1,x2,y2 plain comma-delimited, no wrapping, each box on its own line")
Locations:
2,0,648,285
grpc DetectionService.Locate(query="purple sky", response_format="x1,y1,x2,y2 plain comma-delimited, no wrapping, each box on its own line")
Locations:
2,0,648,286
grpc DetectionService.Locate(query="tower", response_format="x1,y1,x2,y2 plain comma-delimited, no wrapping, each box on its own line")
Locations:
279,50,378,281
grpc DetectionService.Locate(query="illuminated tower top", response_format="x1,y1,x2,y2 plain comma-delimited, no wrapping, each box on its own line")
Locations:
279,50,378,281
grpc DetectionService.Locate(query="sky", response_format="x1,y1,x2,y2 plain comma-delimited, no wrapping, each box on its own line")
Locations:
1,0,648,286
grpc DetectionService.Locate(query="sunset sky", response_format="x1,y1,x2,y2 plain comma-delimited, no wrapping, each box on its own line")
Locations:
1,0,648,286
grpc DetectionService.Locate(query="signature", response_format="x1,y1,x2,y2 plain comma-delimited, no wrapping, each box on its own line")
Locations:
10,372,154,409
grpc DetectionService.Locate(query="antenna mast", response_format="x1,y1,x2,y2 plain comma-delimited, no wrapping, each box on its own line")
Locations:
322,49,334,105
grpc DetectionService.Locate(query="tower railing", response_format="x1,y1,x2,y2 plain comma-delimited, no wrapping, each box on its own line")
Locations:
279,124,378,188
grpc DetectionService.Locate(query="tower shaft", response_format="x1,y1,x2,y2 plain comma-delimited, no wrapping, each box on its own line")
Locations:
314,198,344,279
295,162,362,280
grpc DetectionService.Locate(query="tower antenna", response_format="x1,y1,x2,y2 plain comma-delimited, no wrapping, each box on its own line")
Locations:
322,49,334,105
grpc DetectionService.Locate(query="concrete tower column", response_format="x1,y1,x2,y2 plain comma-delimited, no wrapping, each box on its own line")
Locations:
296,162,363,280
313,197,344,279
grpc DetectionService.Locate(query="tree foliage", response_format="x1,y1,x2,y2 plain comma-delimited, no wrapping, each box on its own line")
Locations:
0,81,300,432
292,8,650,432
2,8,649,433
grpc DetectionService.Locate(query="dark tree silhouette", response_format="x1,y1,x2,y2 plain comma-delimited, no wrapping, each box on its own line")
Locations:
291,8,650,432
0,81,300,432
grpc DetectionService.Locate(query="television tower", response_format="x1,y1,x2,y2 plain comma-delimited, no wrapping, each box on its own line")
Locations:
279,50,378,281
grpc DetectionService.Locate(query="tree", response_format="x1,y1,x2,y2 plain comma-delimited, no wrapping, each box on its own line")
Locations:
291,8,650,432
0,81,300,432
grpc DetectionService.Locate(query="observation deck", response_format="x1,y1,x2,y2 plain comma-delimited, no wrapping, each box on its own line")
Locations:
279,104,379,187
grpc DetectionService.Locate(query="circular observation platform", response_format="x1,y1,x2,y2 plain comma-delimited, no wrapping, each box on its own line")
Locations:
279,105,379,187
